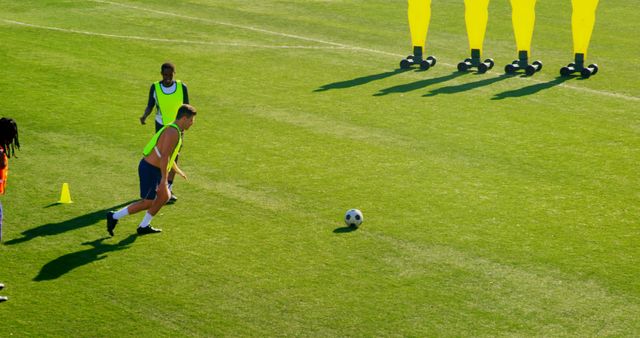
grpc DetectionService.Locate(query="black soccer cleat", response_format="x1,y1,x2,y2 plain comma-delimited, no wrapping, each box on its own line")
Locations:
0,296,7,303
137,225,162,235
107,211,118,236
167,194,178,205
0,283,4,291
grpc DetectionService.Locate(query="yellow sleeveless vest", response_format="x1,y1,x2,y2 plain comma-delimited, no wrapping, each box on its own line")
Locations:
143,124,182,171
154,80,184,125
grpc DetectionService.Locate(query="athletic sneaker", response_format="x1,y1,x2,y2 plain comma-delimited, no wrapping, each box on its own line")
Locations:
0,283,4,290
167,194,178,204
106,211,118,236
0,296,7,303
137,225,162,235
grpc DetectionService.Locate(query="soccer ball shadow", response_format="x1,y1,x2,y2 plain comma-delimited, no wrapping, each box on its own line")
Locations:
333,225,359,233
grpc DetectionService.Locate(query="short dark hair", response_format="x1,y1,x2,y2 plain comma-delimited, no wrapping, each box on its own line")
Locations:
161,62,175,73
176,104,197,120
0,117,19,158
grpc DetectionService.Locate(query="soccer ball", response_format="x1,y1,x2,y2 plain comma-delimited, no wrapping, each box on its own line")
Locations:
344,209,363,228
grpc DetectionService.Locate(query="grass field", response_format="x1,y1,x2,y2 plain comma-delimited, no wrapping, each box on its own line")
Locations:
1,0,639,336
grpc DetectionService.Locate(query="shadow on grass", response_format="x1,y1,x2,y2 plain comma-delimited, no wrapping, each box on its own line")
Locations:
333,226,358,234
4,201,134,246
34,234,138,281
492,76,572,100
315,69,409,92
374,71,465,96
423,73,512,97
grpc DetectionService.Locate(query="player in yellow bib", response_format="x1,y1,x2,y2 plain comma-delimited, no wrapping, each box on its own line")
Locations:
139,62,190,203
107,104,197,236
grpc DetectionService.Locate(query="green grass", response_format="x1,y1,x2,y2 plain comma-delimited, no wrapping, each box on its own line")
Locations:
1,0,639,336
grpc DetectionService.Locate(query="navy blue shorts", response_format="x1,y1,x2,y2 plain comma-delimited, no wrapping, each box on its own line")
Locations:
138,159,162,200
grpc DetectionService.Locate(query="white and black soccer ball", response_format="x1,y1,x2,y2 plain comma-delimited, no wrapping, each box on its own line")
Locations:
344,209,363,228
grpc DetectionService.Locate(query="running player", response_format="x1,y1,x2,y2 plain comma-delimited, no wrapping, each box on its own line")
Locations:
108,104,197,236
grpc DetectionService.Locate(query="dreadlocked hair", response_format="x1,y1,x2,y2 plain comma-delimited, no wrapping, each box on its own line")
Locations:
0,117,20,159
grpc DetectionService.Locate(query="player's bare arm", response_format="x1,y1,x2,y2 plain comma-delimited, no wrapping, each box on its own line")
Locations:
171,161,187,180
156,127,180,182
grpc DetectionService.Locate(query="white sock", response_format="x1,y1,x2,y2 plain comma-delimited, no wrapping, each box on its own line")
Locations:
113,207,129,220
138,212,153,228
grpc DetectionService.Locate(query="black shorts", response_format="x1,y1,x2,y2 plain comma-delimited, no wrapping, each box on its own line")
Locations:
138,159,162,200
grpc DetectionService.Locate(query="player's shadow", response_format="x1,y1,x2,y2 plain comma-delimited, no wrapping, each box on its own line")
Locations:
374,71,465,96
423,73,512,97
4,202,133,246
314,69,409,92
34,235,138,281
333,226,358,233
492,76,571,100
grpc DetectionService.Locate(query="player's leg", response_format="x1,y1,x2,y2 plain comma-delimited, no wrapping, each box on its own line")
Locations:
124,199,154,215
107,159,157,236
0,279,5,302
135,161,167,235
0,200,3,242
135,185,168,235
148,183,170,217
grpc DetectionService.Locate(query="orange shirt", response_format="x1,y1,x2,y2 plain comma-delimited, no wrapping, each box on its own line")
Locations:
0,146,7,195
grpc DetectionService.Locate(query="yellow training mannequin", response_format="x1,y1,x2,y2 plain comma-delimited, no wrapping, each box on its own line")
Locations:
464,0,490,55
510,0,536,53
408,0,431,51
572,0,599,59
401,0,437,70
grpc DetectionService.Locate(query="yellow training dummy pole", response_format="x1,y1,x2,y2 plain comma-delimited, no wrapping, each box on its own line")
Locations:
457,0,494,73
400,0,437,71
505,0,542,75
560,0,600,78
